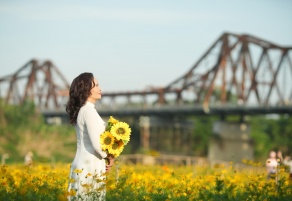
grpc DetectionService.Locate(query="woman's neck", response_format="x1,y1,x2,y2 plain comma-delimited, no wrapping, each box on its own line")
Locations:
86,98,96,104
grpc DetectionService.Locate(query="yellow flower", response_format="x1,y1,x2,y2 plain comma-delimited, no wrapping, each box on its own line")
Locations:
108,116,119,124
108,139,124,157
68,178,76,183
110,122,131,143
106,116,120,131
73,169,82,173
68,189,76,196
86,173,92,177
100,131,115,150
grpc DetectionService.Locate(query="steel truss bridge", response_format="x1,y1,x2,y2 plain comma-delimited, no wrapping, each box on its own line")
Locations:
1,32,292,117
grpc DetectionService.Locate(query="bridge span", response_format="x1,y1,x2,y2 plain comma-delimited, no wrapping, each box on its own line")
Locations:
1,32,292,163
0,32,291,113
42,104,292,120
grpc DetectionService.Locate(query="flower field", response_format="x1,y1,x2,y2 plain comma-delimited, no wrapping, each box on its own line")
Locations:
1,161,292,201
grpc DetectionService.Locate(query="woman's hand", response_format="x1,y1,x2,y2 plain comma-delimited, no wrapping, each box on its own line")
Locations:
106,154,115,172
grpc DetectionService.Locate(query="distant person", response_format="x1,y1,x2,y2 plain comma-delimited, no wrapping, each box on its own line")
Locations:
277,150,283,163
24,151,33,166
266,151,278,179
66,72,114,200
283,156,292,179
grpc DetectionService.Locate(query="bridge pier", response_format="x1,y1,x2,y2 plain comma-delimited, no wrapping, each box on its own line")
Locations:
208,121,254,164
139,116,194,155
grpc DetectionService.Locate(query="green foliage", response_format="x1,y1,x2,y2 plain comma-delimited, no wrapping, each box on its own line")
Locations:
250,115,292,160
1,99,292,163
192,116,215,156
0,101,75,163
0,100,39,126
191,114,292,161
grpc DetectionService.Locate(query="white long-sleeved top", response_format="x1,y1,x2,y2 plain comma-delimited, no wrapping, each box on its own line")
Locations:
68,101,107,199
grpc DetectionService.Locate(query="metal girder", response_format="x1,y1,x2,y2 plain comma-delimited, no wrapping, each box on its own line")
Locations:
102,32,292,110
0,59,70,110
0,32,292,112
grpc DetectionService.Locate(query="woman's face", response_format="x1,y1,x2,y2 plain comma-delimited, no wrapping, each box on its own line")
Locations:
87,78,102,103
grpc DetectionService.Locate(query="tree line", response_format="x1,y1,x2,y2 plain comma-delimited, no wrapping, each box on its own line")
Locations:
0,100,291,163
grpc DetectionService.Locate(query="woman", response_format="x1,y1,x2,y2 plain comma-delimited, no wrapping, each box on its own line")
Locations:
66,72,114,200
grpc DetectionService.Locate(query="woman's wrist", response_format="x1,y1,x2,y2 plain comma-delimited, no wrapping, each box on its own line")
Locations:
106,154,114,159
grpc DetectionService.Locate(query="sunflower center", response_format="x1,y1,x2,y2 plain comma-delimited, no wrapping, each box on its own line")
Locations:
104,137,112,145
117,128,125,135
112,142,118,150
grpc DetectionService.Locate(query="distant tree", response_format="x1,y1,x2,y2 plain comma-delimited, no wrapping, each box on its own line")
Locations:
192,116,216,156
250,115,292,160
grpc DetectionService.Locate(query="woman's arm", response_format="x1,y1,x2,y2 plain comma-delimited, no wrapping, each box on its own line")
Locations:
84,107,108,159
105,154,115,172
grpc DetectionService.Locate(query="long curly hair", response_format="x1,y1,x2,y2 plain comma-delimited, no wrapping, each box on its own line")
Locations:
66,72,94,125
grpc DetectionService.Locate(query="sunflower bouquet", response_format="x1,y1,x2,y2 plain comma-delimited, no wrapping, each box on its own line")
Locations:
100,116,131,157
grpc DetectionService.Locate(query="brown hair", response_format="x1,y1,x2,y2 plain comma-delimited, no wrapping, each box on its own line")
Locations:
66,72,94,125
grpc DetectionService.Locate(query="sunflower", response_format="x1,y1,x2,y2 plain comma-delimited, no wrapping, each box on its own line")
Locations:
108,116,119,124
100,131,115,151
108,139,124,157
110,122,131,142
106,116,120,131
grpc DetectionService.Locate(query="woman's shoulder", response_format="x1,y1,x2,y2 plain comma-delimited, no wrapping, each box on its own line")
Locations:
77,102,94,118
78,103,105,123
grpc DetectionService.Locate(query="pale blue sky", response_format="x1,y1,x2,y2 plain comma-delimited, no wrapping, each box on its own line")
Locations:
0,0,291,92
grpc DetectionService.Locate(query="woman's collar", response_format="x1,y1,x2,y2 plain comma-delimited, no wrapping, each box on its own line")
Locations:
85,101,95,108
